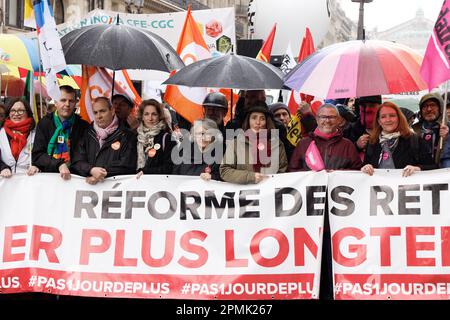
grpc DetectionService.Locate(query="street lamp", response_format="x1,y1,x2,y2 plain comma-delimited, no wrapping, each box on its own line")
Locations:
351,0,373,40
124,0,145,14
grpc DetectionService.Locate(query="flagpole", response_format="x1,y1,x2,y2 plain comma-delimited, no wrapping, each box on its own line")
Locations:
36,37,45,119
440,80,449,150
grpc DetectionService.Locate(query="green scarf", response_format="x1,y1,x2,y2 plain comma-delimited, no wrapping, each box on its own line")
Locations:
47,112,75,164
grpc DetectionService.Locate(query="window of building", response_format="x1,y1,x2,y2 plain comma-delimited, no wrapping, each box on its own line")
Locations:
6,0,24,28
5,0,64,29
88,0,104,10
51,0,65,24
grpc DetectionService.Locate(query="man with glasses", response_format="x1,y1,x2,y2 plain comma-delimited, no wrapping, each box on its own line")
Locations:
288,103,361,301
288,103,362,172
412,92,449,167
32,85,89,180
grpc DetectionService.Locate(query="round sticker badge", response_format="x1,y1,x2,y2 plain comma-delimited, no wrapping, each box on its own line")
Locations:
425,134,432,141
111,141,121,150
154,143,161,150
257,143,265,151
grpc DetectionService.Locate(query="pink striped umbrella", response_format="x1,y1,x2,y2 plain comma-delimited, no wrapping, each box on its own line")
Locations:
283,40,427,99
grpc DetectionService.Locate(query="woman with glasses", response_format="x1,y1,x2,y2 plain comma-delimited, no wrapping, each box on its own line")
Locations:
0,98,40,177
361,101,436,177
136,99,177,177
172,119,222,181
220,102,288,184
289,103,362,172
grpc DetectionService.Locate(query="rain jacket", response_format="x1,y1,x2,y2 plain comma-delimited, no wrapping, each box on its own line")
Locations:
412,93,450,166
288,130,362,171
220,134,288,184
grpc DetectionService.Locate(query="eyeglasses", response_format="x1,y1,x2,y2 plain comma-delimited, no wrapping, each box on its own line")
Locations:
423,103,439,109
318,115,338,121
9,109,26,115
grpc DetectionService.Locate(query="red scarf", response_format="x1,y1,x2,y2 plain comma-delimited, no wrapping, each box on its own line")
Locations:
3,118,33,160
249,131,271,173
314,128,341,140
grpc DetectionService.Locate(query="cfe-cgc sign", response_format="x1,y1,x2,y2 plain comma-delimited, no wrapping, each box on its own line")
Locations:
57,8,236,57
328,169,450,300
0,172,325,299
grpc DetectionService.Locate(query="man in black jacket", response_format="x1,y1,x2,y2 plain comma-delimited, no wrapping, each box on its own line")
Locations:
71,97,137,184
32,85,89,180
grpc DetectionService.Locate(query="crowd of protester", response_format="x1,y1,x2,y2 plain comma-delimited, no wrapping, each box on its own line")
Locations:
1,85,450,301
1,85,449,182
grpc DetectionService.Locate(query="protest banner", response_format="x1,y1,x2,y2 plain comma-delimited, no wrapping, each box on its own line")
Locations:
0,172,324,299
328,169,450,300
57,8,236,58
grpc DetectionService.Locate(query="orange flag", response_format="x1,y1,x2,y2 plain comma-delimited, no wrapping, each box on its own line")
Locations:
218,88,238,124
256,23,276,63
164,7,211,124
80,66,141,122
287,27,316,115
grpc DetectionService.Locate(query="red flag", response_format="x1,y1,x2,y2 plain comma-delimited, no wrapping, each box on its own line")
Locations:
288,27,316,114
420,0,450,90
256,23,277,63
164,7,211,124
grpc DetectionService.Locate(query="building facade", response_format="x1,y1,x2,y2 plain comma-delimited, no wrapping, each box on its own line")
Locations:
368,8,434,55
319,0,356,48
0,0,205,34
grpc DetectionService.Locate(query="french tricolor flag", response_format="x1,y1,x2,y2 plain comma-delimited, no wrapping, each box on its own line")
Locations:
33,0,66,101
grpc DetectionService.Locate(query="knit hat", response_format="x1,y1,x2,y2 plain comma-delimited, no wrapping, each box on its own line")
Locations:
247,101,271,115
269,102,290,115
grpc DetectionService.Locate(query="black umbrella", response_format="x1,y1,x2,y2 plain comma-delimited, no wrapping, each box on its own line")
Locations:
162,52,284,90
61,22,184,72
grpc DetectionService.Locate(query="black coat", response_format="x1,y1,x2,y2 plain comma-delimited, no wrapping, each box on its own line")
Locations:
172,142,221,180
364,134,437,170
32,113,89,172
71,123,137,177
138,130,176,174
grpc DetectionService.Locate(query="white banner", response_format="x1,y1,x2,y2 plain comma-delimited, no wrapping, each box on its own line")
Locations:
328,169,450,300
0,172,324,299
58,8,236,58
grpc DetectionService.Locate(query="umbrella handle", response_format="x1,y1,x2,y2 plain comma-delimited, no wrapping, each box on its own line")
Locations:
111,70,116,97
230,88,233,121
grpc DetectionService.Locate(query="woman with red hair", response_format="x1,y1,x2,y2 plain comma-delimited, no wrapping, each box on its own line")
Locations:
361,101,436,177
